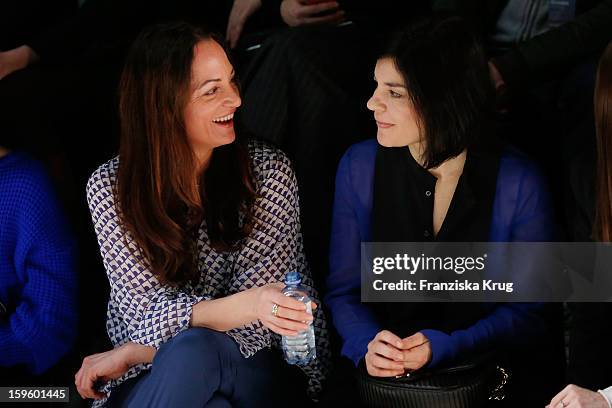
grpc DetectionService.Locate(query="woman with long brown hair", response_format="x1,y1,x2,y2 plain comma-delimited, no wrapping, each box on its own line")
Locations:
73,22,329,407
547,41,612,408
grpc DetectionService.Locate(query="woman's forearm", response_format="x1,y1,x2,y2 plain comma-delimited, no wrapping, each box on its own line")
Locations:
190,287,258,331
121,288,260,366
123,342,156,366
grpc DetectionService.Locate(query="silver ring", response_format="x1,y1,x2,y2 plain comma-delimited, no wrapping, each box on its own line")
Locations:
271,303,279,317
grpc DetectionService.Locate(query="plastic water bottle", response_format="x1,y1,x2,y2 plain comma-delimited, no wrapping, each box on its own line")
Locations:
281,271,316,366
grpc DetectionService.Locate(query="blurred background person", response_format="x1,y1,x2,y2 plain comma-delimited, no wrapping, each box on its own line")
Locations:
0,145,78,386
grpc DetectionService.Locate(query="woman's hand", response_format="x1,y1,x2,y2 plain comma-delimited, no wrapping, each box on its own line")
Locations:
400,332,432,371
75,342,155,400
547,385,609,408
252,282,316,336
280,0,345,27
365,331,432,377
365,330,405,377
226,0,262,48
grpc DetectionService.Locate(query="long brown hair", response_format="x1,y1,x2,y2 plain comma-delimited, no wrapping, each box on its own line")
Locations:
117,22,256,286
594,41,612,242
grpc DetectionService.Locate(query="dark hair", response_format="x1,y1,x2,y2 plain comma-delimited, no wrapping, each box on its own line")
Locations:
594,41,612,242
381,15,493,169
117,22,256,286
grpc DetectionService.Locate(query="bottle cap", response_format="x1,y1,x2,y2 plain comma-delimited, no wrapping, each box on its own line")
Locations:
284,271,301,285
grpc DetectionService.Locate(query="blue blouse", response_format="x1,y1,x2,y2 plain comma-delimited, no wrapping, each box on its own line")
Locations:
325,139,555,367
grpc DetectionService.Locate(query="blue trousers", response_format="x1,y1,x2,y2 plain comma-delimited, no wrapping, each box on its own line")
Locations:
108,328,306,408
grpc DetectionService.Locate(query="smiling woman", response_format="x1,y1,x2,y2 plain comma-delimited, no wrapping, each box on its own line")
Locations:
77,22,330,408
115,26,255,285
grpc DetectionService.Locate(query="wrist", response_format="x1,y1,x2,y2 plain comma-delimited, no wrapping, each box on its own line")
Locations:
247,286,260,322
119,342,138,366
598,388,612,408
120,342,154,366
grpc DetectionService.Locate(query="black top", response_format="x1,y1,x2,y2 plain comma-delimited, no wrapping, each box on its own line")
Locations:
371,142,501,243
369,141,501,339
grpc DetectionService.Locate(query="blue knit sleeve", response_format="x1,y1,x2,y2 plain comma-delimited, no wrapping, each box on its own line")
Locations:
0,158,78,374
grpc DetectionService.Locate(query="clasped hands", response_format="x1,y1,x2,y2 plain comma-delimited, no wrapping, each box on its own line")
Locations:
365,330,432,377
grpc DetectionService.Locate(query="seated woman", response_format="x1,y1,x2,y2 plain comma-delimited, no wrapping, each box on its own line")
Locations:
548,41,612,408
325,16,562,405
74,22,330,407
0,145,77,380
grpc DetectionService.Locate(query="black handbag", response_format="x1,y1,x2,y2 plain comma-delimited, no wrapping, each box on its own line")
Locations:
355,355,509,408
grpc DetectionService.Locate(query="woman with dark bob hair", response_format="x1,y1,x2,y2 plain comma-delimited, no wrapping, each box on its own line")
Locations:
325,15,562,405
73,22,330,407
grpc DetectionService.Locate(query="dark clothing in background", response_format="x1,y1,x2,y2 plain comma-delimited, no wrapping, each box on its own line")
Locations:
567,148,612,391
438,0,612,393
0,0,77,51
238,23,380,289
490,0,612,90
570,142,596,243
568,301,612,390
433,0,608,238
238,3,428,290
432,0,611,89
0,0,284,157
24,0,282,64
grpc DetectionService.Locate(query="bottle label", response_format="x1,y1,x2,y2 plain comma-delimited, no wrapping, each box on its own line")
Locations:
305,300,312,322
